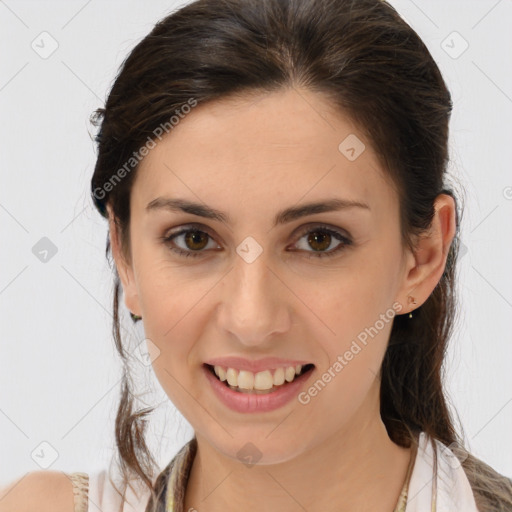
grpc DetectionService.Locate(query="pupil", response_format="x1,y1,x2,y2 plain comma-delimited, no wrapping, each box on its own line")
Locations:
308,231,330,251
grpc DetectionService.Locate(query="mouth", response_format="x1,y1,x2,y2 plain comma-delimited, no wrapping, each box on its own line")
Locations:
203,363,315,395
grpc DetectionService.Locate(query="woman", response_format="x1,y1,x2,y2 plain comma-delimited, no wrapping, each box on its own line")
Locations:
2,0,511,511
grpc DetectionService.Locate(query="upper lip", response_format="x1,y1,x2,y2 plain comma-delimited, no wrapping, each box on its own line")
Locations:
204,357,313,373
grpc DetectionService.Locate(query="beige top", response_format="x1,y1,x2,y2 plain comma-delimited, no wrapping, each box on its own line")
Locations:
68,472,88,512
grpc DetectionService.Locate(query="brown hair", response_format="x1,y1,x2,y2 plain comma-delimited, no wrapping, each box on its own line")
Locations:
89,0,512,510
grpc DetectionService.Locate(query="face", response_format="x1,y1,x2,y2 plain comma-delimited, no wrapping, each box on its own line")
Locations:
111,87,414,464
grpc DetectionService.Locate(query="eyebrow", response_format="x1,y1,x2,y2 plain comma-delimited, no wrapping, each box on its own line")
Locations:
145,197,371,227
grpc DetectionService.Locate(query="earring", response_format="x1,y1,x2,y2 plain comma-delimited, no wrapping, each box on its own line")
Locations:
130,312,142,322
407,296,417,318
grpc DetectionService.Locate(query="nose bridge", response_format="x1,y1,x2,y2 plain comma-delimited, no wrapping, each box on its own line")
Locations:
217,245,290,346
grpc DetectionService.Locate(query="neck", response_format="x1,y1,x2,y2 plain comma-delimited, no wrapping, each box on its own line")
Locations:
183,387,413,512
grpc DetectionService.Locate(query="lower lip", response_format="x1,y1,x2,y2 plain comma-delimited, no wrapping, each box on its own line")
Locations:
202,364,315,413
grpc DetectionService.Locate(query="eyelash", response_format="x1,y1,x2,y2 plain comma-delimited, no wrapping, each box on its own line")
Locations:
161,223,352,260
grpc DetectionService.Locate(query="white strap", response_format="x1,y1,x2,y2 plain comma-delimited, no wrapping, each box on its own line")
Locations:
87,467,153,512
405,432,479,511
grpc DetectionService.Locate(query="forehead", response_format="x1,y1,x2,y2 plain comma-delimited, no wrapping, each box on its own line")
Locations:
132,87,397,221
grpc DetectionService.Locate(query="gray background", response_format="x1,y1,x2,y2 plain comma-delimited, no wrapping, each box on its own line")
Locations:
1,0,511,483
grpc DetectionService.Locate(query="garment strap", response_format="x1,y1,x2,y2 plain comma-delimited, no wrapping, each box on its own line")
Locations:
166,437,197,512
68,472,89,512
394,438,419,512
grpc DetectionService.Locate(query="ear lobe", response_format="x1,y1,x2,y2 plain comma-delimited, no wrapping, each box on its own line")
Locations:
106,204,141,317
396,194,457,312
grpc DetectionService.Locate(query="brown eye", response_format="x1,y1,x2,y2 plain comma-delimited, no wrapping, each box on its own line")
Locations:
162,223,352,260
183,230,209,251
306,231,332,252
162,227,219,258
292,224,352,259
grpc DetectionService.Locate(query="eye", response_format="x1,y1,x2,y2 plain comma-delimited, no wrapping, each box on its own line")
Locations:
290,224,352,259
161,224,219,258
161,223,352,259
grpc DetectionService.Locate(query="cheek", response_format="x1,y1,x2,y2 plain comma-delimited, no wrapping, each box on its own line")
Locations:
139,279,204,355
295,251,398,400
298,315,393,431
140,287,203,415
135,265,226,388
295,254,396,337
134,249,210,332
313,286,395,378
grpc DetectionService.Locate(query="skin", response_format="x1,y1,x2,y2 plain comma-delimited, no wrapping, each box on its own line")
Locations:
108,87,456,512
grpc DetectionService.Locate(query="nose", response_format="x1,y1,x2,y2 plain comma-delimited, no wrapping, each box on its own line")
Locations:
216,250,292,347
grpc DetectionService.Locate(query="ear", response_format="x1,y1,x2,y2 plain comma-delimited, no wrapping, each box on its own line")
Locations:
106,204,142,317
395,193,457,314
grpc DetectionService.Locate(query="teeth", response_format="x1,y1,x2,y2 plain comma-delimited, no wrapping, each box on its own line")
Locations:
214,365,227,381
226,368,238,387
273,367,285,386
254,370,273,390
285,366,296,382
237,370,254,390
212,365,307,391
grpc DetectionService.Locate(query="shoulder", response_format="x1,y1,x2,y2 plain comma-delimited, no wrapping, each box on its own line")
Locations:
461,452,512,512
424,432,512,512
0,471,77,512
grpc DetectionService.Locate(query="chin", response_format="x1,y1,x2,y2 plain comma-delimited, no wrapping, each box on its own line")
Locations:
209,433,310,466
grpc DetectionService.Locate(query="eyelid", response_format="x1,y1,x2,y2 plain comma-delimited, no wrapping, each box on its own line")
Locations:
291,222,351,241
164,222,219,241
164,221,351,240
